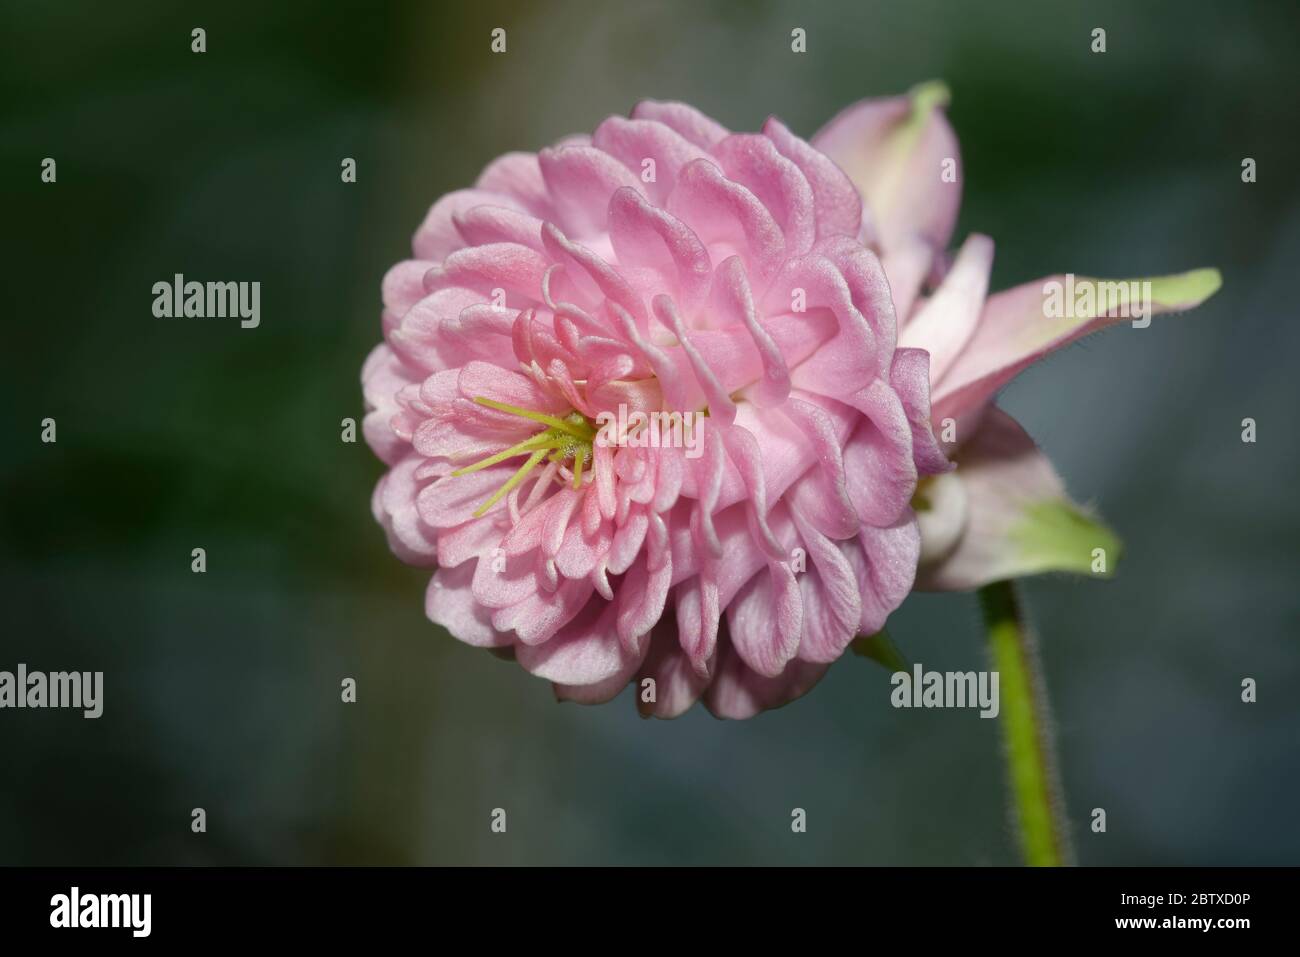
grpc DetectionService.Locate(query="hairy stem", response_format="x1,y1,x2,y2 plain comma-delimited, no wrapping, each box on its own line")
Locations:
978,580,1074,866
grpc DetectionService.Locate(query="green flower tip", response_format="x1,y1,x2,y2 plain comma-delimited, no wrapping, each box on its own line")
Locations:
908,79,951,117
1010,500,1124,580
1147,267,1222,310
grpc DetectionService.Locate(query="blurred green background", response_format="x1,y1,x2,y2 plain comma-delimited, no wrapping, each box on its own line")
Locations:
2,0,1298,865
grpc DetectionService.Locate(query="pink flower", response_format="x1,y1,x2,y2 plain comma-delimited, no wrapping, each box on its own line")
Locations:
364,99,939,718
364,85,1220,719
812,82,1220,589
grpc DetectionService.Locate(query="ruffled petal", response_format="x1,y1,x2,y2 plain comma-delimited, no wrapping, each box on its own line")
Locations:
703,634,829,720
845,514,921,634
426,562,508,647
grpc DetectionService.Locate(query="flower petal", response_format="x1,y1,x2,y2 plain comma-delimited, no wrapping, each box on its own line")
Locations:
426,562,507,647
703,634,829,720
413,189,527,261
933,268,1223,424
631,100,730,150
848,514,921,635
812,81,961,256
898,233,994,381
635,617,711,718
889,346,951,476
516,596,636,685
917,407,1122,590
726,562,802,677
763,116,864,242
841,378,917,527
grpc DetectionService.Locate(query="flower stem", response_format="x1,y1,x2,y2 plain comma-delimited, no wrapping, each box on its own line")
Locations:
978,580,1074,866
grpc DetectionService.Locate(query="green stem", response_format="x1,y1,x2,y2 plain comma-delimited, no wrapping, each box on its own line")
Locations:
978,580,1074,866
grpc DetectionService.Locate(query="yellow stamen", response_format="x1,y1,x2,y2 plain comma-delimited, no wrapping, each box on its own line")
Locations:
473,448,549,518
450,432,557,477
473,397,595,441
457,397,599,515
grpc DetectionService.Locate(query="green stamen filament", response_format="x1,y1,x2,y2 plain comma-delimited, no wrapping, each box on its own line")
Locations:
450,432,557,477
472,448,550,518
454,398,597,516
472,397,596,442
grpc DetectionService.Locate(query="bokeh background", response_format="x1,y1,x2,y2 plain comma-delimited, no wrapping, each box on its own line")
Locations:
3,0,1298,865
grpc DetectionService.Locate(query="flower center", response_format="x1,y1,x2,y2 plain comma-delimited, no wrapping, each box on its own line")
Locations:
451,397,597,517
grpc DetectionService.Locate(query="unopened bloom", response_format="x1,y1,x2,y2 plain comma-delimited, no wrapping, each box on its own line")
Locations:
364,100,941,717
812,82,1220,588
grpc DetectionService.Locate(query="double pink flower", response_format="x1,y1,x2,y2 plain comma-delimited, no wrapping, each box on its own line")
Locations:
363,85,1218,718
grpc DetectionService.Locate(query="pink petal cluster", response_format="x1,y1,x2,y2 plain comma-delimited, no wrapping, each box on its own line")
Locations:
365,85,1220,718
812,84,1219,590
363,99,944,718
